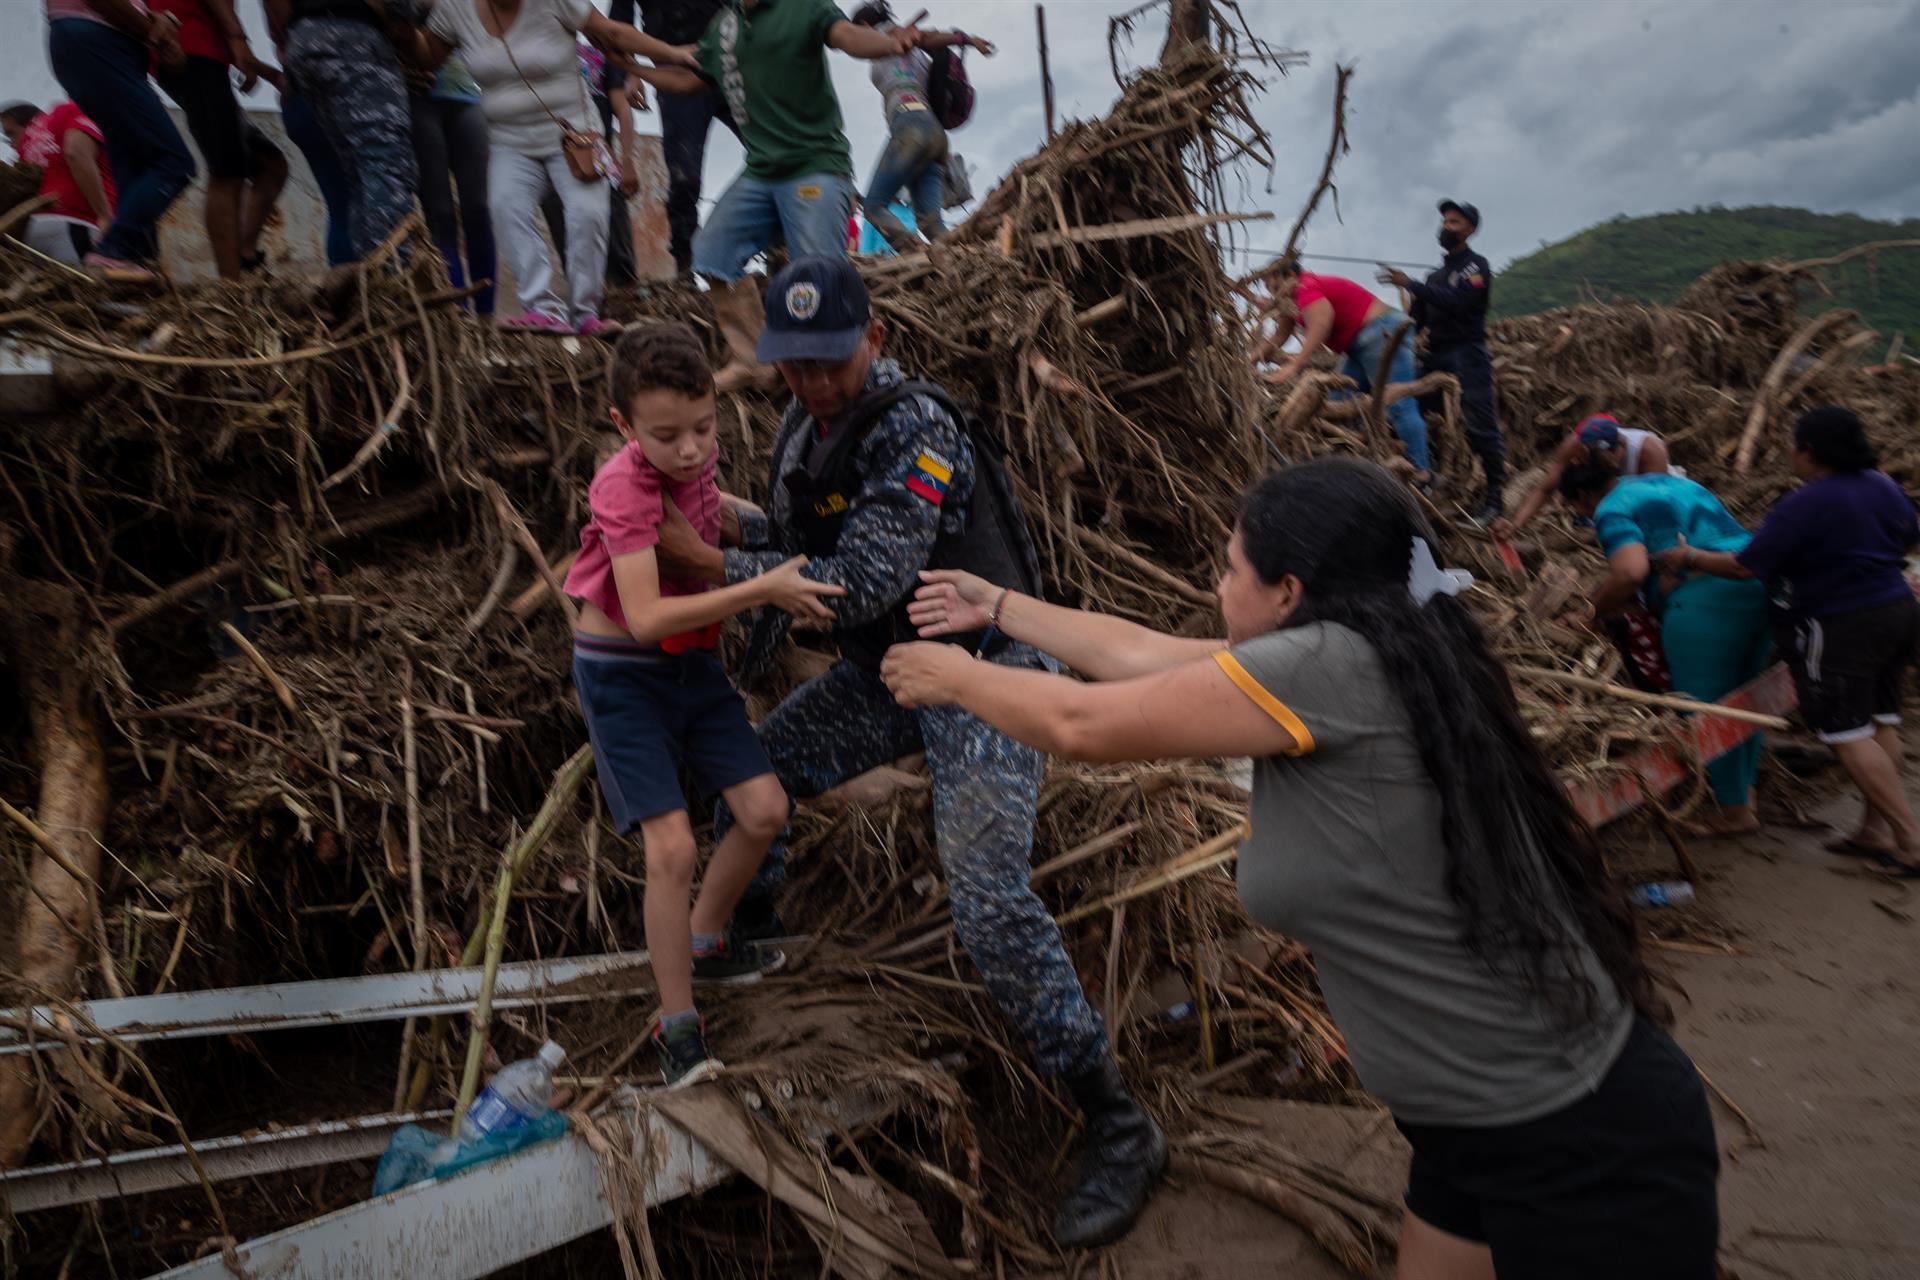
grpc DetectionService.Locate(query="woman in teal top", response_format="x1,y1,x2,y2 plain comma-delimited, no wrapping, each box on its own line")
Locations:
1560,466,1773,835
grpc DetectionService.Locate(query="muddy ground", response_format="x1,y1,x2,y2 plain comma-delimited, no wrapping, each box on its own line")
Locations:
1110,778,1920,1280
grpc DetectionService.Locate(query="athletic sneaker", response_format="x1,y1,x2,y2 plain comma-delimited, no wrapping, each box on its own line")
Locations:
692,932,786,985
652,1018,722,1088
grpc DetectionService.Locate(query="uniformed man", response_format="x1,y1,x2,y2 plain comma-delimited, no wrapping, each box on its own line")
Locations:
654,256,1166,1249
1380,198,1507,523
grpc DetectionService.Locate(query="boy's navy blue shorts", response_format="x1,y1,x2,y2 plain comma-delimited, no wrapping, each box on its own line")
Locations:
572,634,773,832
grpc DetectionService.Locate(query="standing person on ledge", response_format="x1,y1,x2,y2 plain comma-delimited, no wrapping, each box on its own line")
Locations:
1380,199,1508,524
882,457,1719,1279
616,0,924,391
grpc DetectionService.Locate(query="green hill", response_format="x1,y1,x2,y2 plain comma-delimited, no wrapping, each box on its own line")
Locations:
1495,206,1920,346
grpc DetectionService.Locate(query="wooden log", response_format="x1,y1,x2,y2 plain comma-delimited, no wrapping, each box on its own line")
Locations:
0,589,110,1168
1732,310,1852,473
1511,665,1790,730
1026,210,1270,251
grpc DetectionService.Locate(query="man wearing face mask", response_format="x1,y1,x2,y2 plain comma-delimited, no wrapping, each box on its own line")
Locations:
1381,199,1506,524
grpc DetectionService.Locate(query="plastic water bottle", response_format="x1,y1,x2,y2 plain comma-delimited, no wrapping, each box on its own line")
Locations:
1629,881,1695,909
455,1040,566,1145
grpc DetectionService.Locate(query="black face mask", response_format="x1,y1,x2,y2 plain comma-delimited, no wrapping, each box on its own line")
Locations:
1438,228,1465,251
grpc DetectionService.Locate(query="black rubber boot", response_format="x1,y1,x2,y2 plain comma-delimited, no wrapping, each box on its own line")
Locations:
1052,1057,1168,1249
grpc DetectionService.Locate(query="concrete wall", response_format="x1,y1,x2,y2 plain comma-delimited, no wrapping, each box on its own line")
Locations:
158,107,674,284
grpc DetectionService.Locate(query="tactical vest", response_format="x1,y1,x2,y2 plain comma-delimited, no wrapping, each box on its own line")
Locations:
772,380,1043,667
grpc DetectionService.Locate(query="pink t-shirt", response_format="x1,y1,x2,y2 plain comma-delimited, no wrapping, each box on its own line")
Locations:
1293,272,1380,354
563,442,724,652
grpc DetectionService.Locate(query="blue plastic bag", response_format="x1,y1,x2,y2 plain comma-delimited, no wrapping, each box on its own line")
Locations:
372,1109,570,1195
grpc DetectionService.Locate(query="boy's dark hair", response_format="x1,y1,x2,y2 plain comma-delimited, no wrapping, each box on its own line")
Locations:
609,321,714,411
1,103,40,129
850,1,892,25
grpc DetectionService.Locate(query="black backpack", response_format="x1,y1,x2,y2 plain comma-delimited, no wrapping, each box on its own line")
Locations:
923,47,975,130
842,379,1042,601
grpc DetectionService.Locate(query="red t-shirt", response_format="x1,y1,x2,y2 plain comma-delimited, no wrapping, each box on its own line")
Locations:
19,103,117,224
1293,272,1380,354
149,0,230,63
563,442,724,653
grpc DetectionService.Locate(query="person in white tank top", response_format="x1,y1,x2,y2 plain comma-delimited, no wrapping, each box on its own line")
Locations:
1495,413,1669,538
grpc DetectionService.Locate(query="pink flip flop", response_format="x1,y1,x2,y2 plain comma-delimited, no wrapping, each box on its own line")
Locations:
575,315,622,338
497,311,570,333
82,253,160,284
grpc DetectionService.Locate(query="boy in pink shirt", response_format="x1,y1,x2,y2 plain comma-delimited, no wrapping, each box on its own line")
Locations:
565,322,844,1086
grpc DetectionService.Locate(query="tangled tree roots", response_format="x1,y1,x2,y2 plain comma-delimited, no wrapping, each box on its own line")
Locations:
1,14,1916,1275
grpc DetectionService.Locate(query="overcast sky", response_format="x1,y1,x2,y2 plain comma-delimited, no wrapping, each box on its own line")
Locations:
6,0,1917,295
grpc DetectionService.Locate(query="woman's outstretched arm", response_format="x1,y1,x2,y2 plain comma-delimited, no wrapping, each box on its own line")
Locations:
908,571,1222,681
880,643,1298,763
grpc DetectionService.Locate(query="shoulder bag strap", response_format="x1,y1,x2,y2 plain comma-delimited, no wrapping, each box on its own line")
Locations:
482,0,592,136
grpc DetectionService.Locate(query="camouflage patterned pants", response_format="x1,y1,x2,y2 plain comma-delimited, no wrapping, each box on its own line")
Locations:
725,646,1111,1078
284,19,417,262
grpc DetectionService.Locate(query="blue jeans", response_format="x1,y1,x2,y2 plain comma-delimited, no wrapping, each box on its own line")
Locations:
48,19,195,264
692,170,854,281
1342,310,1431,472
863,108,946,252
281,89,355,267
658,86,736,276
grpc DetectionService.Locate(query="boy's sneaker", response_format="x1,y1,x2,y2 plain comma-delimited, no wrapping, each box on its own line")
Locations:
692,932,787,985
728,897,799,946
653,1018,722,1089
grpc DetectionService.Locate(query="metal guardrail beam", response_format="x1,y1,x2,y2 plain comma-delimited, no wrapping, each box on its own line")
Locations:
2,1110,451,1214
145,1085,887,1280
0,951,653,1055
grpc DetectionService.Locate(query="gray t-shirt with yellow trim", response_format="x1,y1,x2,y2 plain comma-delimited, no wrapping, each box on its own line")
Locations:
1217,621,1632,1127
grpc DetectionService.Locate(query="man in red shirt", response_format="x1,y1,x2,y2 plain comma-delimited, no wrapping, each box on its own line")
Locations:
4,100,118,264
1246,261,1433,491
149,0,289,277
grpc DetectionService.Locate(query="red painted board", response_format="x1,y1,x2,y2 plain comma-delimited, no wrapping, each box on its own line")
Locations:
1564,663,1797,828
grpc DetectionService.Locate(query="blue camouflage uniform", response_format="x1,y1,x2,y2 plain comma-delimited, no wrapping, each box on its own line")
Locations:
719,357,1111,1079
283,0,423,261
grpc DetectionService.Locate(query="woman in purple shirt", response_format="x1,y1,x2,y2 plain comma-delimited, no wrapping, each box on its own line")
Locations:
1657,406,1920,877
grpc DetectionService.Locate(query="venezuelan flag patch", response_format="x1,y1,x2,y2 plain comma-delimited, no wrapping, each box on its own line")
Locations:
905,449,953,506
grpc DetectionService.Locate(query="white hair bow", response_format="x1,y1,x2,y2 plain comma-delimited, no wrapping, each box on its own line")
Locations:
1408,537,1473,606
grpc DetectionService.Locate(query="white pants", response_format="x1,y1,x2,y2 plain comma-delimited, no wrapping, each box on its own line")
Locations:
26,215,96,265
488,148,609,324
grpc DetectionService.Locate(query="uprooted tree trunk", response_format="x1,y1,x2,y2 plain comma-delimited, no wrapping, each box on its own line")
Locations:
0,584,110,1168
1161,0,1211,61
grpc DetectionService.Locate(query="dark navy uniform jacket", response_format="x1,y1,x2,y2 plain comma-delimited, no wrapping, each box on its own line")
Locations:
725,358,974,671
1407,248,1492,351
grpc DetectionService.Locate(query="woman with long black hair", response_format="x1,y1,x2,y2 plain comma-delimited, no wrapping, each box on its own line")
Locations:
1654,407,1920,877
879,457,1718,1278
